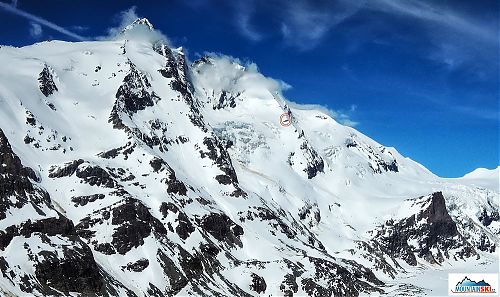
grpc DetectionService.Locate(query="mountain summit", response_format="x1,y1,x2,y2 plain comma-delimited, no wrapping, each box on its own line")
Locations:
0,20,497,296
121,17,155,33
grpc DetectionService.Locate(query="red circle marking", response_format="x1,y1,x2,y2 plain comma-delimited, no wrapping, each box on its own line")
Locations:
280,113,292,127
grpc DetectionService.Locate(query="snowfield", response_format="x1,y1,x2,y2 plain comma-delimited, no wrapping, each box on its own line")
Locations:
0,18,498,297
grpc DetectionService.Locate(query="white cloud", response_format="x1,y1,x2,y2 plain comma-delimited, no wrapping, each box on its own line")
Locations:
192,54,287,99
236,12,262,42
279,0,362,50
367,0,497,71
230,0,362,50
229,0,496,58
369,0,496,44
29,22,42,38
0,1,86,41
233,1,262,42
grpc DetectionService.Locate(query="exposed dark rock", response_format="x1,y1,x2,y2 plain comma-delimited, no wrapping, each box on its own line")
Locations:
109,61,159,131
156,44,207,131
147,283,164,297
300,141,324,179
175,212,195,240
122,258,149,272
71,194,105,207
477,233,496,253
298,204,321,227
213,90,238,110
111,200,158,254
479,208,499,227
150,156,167,172
372,192,476,266
301,256,383,297
48,159,84,178
353,241,401,279
249,273,266,294
345,137,399,174
200,213,244,247
95,243,115,255
76,165,117,188
0,129,46,221
76,198,168,255
198,242,220,275
115,62,154,113
215,174,232,185
26,113,37,126
199,137,238,183
154,42,178,80
23,135,35,144
165,168,187,196
179,249,204,278
34,242,105,296
199,136,246,197
280,273,298,297
38,64,58,97
160,202,179,216
157,249,188,294
0,217,72,251
98,142,136,160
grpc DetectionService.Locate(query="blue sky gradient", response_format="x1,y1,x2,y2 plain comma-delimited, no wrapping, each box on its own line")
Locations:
0,0,498,177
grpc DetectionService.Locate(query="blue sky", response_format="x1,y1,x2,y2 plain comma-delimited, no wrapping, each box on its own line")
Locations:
0,0,498,177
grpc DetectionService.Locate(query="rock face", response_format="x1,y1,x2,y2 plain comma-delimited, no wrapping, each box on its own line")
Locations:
0,128,131,296
371,192,476,266
0,128,42,221
0,19,497,296
38,64,58,97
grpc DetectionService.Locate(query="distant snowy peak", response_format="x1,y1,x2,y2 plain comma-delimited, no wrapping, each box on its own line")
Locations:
121,18,154,34
455,166,499,191
462,166,499,179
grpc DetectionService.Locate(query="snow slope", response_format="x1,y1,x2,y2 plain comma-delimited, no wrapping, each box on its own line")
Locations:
0,19,497,297
449,167,499,192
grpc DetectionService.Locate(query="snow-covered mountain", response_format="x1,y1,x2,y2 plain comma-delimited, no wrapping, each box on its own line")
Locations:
450,167,499,192
0,19,498,296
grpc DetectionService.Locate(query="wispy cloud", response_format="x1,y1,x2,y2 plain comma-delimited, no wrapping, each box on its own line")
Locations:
0,1,86,41
279,0,363,50
234,1,262,42
29,21,42,38
228,0,496,57
368,0,496,44
236,12,262,42
367,0,498,71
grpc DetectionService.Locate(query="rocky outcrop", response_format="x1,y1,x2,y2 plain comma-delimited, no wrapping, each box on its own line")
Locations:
109,61,160,133
0,129,131,296
371,192,476,266
249,273,266,294
76,198,168,255
199,213,244,248
38,64,58,97
0,128,50,229
345,136,399,174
